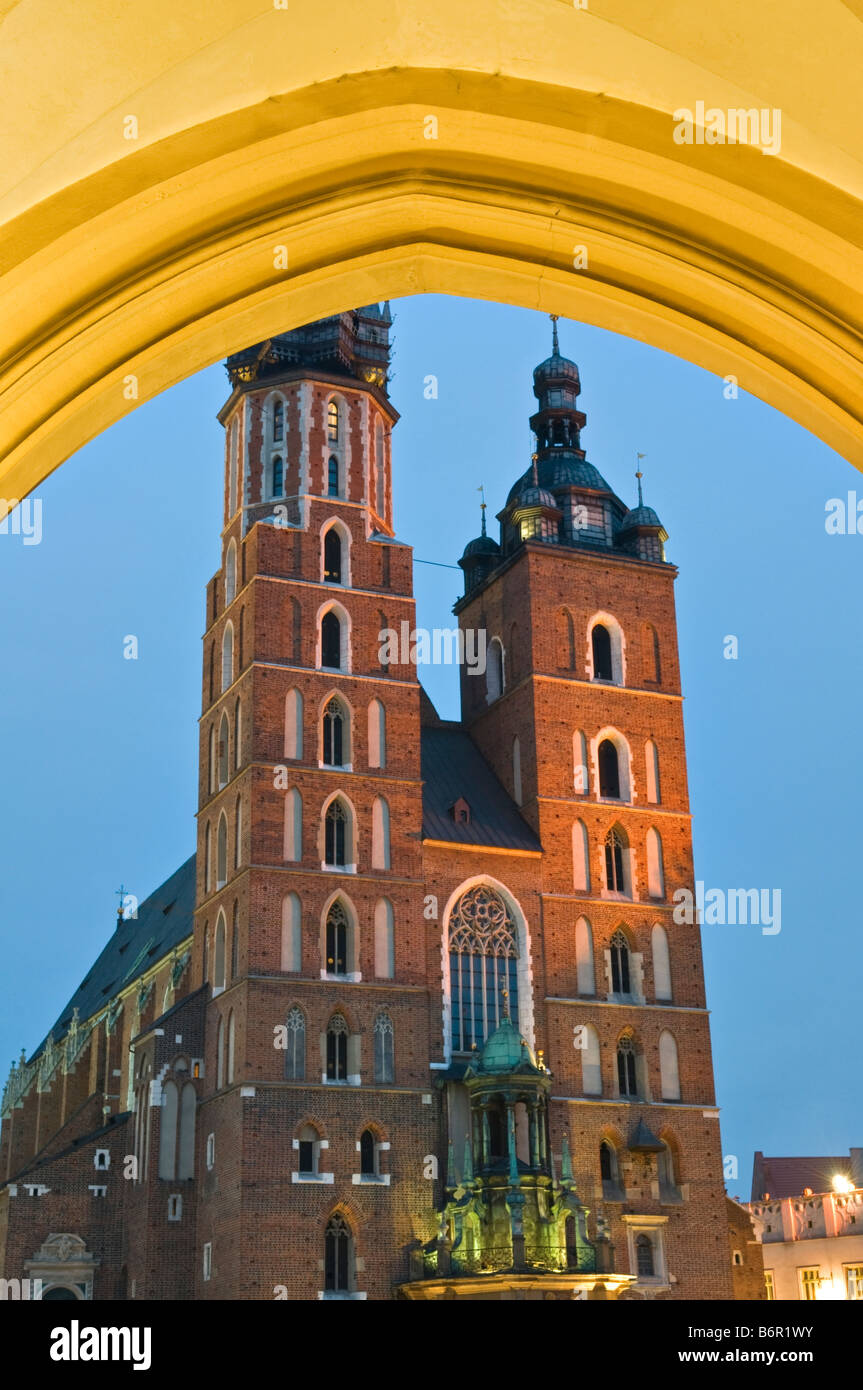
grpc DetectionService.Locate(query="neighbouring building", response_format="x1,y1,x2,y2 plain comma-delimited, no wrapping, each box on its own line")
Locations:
0,309,733,1301
747,1149,863,1301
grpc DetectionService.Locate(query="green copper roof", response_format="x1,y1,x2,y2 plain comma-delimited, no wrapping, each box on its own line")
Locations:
477,1016,538,1074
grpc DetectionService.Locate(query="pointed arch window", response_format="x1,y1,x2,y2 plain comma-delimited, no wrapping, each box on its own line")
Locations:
371,796,390,870
327,455,340,497
217,815,228,889
448,885,519,1054
298,1123,319,1175
598,739,620,798
221,624,233,692
324,799,348,868
360,1128,378,1176
225,542,237,605
368,699,386,769
374,898,394,979
281,893,302,972
592,623,613,680
600,1140,618,1185
226,1011,235,1084
374,1011,394,1083
218,712,229,788
324,1213,352,1293
271,455,284,498
325,900,350,975
486,639,503,703
604,827,628,894
234,797,242,870
284,688,303,759
322,697,347,766
617,1034,638,1097
272,398,284,443
610,930,631,995
234,698,242,771
326,1013,348,1082
284,1006,305,1080
321,610,342,669
324,527,342,583
230,901,239,979
327,400,340,443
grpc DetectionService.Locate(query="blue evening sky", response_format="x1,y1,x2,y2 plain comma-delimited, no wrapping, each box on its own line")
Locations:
1,294,859,1193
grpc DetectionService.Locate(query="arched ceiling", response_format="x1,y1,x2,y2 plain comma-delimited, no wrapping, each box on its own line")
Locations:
1,0,862,507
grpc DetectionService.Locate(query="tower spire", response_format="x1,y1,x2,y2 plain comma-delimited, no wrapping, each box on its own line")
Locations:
550,313,560,355
636,453,646,506
478,484,487,537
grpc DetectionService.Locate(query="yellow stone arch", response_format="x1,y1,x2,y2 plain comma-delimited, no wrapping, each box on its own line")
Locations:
2,0,862,509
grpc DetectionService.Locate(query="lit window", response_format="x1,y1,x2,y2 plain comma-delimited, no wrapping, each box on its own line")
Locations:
799,1267,819,1301
448,885,519,1054
327,401,339,442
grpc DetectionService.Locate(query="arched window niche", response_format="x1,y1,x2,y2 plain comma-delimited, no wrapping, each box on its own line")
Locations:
442,879,534,1063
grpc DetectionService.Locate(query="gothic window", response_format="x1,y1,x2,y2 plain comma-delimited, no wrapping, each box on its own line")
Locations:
324,1213,352,1293
214,910,226,990
284,688,303,759
284,787,302,861
486,638,504,703
322,697,347,766
600,1140,620,1192
285,1007,305,1080
221,623,233,692
659,1030,681,1100
374,1011,394,1083
644,743,659,808
271,455,284,498
610,930,631,994
281,894,302,971
636,1234,655,1278
326,1013,348,1082
592,623,613,680
217,814,227,888
448,885,519,1054
324,527,342,583
374,898,394,978
572,819,590,892
218,712,229,788
646,827,665,898
617,1034,638,1097
234,698,242,771
327,400,340,442
226,1011,235,1084
328,455,340,497
371,796,390,870
178,1082,196,1180
575,916,595,994
324,800,348,868
321,610,342,669
225,541,237,605
360,1128,377,1176
651,923,672,1001
325,900,350,975
604,827,627,893
598,739,620,798
230,901,239,978
298,1123,319,1174
272,398,284,443
368,699,386,768
208,724,215,793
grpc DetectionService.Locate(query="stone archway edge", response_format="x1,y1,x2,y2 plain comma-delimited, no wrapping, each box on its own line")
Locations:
1,54,862,500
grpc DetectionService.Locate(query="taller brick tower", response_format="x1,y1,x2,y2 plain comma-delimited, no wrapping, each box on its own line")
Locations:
194,308,437,1299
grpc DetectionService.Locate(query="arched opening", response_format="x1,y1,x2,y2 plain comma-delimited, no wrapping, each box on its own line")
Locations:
218,712,229,788
326,1014,349,1083
373,1011,394,1082
322,696,349,767
323,526,343,583
617,1033,638,1097
591,623,613,680
598,739,621,799
285,1006,305,1080
324,798,350,869
360,1127,377,1176
447,883,519,1055
325,899,350,976
298,1123,319,1174
224,540,237,605
604,826,629,896
324,1212,352,1294
221,623,233,692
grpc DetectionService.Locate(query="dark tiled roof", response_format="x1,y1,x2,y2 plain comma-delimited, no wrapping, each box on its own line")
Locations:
421,725,541,852
30,855,196,1062
751,1152,855,1201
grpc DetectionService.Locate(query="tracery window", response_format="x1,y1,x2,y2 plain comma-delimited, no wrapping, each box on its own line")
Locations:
610,929,631,994
322,698,346,766
326,1013,348,1082
374,1011,394,1082
284,1006,305,1080
324,1213,351,1293
617,1034,638,1097
448,885,519,1054
325,900,349,975
324,799,348,867
605,826,627,893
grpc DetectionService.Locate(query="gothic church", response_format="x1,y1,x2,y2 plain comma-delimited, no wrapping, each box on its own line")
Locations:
0,309,732,1301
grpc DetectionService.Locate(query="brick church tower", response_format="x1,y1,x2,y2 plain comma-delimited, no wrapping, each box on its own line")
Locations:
0,308,732,1302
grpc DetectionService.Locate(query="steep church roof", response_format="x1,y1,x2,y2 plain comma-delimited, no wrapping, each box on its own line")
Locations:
420,724,541,853
29,855,196,1063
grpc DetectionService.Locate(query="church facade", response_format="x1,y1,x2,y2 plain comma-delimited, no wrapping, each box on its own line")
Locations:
0,309,733,1301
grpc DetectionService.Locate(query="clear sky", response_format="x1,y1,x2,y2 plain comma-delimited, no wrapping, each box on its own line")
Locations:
1,294,859,1194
